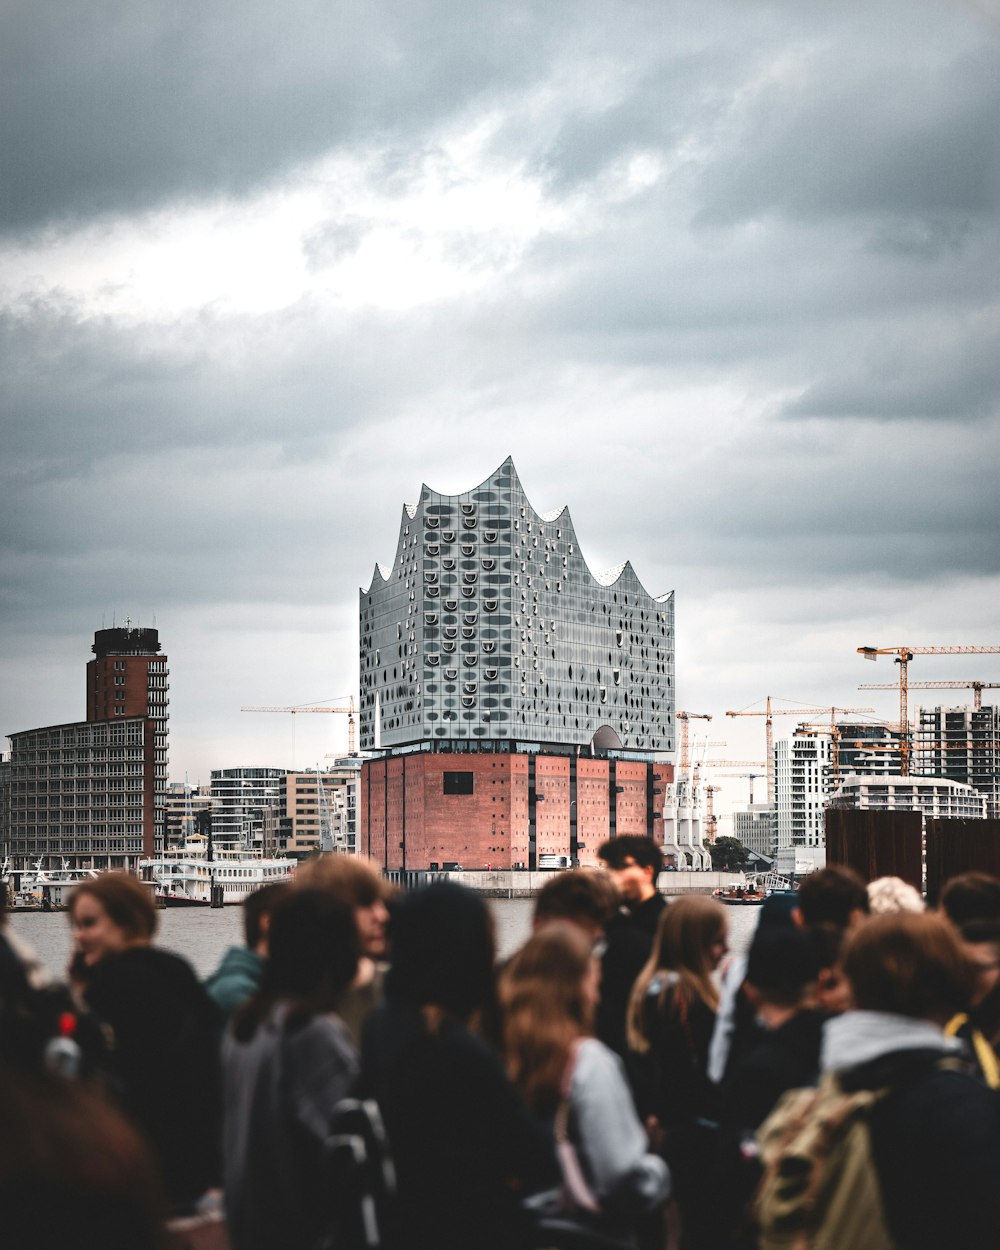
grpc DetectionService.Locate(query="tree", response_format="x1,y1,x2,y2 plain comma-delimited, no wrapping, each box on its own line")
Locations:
705,836,751,872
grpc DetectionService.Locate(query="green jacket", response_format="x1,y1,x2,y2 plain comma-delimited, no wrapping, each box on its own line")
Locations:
204,946,264,1023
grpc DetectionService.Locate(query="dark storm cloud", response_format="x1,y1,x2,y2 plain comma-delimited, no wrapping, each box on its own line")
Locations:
0,0,577,234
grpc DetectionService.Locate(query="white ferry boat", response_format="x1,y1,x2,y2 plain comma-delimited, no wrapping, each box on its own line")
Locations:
8,859,102,910
139,835,295,907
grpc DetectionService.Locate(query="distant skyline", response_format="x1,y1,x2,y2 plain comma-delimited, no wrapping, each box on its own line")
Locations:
2,1,998,830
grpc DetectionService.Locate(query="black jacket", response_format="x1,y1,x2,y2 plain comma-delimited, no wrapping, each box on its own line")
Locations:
598,892,667,1058
84,945,222,1208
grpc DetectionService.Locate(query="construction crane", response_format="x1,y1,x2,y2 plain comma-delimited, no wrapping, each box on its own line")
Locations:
857,646,1000,775
241,697,358,756
859,680,1000,713
676,712,713,774
703,785,721,844
707,771,766,805
726,699,875,806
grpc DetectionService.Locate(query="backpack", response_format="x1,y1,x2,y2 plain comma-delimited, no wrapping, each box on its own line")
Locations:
317,1098,397,1250
754,1075,896,1250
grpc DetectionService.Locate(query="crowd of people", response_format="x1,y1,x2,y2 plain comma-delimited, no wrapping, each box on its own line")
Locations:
2,838,1000,1250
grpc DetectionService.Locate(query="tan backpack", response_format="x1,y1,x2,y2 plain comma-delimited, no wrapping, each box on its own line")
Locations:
754,1075,897,1250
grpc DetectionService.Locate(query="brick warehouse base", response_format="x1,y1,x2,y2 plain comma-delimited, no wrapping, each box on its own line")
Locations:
360,751,674,872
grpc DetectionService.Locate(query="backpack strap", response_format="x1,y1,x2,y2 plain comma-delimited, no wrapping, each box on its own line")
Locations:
945,1013,1000,1089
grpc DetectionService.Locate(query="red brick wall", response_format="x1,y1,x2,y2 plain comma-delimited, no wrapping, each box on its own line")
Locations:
360,753,676,871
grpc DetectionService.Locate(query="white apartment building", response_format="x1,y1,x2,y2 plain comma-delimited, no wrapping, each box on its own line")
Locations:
774,731,832,877
830,773,987,820
734,803,777,860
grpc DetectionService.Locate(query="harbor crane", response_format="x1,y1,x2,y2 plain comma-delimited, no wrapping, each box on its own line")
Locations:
858,680,1000,713
676,712,713,774
241,697,358,756
725,699,875,806
857,645,1000,775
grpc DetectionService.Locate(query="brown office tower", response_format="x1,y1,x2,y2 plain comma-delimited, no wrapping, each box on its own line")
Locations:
3,626,169,871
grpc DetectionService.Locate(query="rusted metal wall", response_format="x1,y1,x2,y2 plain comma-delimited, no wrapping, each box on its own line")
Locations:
925,819,1000,906
824,809,923,887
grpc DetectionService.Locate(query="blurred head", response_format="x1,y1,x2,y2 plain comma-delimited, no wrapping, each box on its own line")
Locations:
69,874,157,967
959,917,1000,1008
500,923,597,1114
385,882,495,1022
651,895,728,980
533,869,618,941
260,889,359,1010
597,836,663,904
808,923,851,1015
296,855,390,960
745,926,820,1010
843,911,975,1024
867,876,925,916
940,872,1000,927
797,866,869,931
628,896,727,1051
243,882,292,953
0,1064,165,1250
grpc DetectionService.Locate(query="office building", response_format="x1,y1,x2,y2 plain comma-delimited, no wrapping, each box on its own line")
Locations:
734,804,777,860
358,458,678,870
3,626,168,870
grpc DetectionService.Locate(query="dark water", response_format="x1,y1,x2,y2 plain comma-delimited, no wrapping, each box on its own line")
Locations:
9,894,759,984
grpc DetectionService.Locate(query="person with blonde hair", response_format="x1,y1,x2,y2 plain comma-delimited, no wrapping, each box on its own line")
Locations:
501,922,669,1249
295,853,391,1041
866,875,925,915
627,896,728,1249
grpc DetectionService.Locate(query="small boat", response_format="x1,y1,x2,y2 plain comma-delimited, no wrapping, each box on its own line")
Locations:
713,884,768,906
139,835,295,907
10,860,102,910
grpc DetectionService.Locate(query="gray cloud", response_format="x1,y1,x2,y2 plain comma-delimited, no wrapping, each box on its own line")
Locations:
0,0,576,235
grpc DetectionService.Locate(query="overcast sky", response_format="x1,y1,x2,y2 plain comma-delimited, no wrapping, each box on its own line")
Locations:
2,0,998,830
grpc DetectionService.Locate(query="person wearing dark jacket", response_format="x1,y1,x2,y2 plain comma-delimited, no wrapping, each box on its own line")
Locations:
805,912,1000,1250
222,890,360,1250
597,836,667,1057
362,882,557,1250
68,874,222,1212
721,925,825,1133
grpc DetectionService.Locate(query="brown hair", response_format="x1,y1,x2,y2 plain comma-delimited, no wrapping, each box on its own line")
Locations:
69,873,157,944
627,896,726,1052
797,865,869,929
534,869,618,929
295,854,388,908
499,923,595,1116
842,911,976,1021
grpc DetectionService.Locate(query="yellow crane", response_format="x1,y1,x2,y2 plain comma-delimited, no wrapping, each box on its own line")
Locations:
676,712,713,774
857,645,1000,775
858,680,1000,713
703,785,721,844
726,699,875,805
241,697,358,756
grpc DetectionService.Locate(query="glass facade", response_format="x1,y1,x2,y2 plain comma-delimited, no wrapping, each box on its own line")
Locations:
360,457,674,754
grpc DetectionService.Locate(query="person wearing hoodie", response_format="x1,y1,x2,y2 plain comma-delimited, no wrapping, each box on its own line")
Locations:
817,911,1000,1250
204,882,290,1024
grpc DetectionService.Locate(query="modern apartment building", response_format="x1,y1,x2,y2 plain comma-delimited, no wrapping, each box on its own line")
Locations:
358,458,679,870
774,730,832,876
266,757,364,859
734,803,777,860
830,773,987,821
209,767,286,852
914,704,1000,818
3,626,168,870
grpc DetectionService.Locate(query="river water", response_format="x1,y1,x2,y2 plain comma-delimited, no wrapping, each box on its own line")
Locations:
9,895,760,985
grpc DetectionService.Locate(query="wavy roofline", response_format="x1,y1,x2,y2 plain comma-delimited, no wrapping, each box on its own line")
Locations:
360,456,672,603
